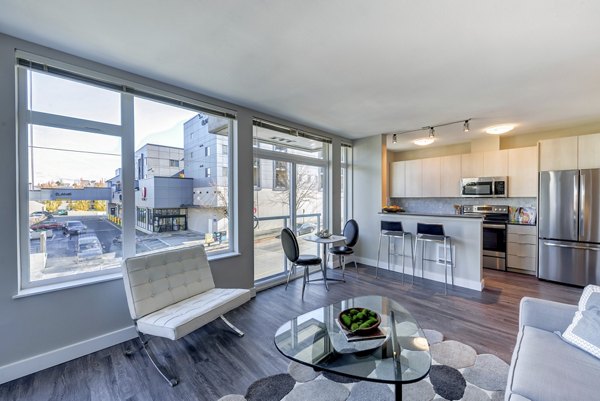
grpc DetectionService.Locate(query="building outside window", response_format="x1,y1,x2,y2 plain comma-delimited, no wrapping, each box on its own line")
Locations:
16,53,237,291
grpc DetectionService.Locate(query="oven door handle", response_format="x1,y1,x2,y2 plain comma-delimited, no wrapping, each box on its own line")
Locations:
483,224,506,229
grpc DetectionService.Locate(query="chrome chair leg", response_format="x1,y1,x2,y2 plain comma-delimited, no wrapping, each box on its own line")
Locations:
285,263,296,290
302,266,308,299
387,236,392,271
220,315,244,337
444,237,448,295
133,331,179,387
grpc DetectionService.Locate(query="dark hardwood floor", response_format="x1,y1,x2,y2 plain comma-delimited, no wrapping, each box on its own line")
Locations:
0,266,581,401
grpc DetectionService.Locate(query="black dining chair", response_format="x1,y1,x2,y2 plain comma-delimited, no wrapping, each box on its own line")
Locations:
281,227,323,299
328,219,359,278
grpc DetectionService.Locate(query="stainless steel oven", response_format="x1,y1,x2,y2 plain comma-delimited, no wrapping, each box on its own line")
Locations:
461,177,507,198
463,205,509,270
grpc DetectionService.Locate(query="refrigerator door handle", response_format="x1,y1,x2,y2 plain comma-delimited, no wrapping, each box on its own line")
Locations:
543,241,600,252
580,171,585,239
574,174,579,237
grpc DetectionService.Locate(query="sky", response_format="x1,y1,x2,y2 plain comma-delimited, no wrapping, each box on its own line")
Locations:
28,71,197,185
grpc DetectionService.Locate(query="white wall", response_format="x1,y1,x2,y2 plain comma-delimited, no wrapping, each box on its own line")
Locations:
0,33,349,383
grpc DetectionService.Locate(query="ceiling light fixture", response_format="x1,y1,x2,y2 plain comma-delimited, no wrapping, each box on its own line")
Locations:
485,124,515,135
413,137,436,146
387,118,471,147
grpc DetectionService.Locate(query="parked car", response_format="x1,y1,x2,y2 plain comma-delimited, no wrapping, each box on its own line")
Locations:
30,218,63,231
77,235,103,262
55,209,68,216
62,220,87,236
30,211,53,218
296,222,317,236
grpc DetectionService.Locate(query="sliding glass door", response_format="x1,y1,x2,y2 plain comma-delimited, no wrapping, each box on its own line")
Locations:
253,121,329,282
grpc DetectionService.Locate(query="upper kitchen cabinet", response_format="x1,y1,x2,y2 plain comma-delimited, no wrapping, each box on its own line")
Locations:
578,133,600,169
421,157,441,197
461,152,484,178
390,161,406,197
508,146,538,197
405,159,423,197
539,136,578,171
483,150,508,177
440,155,462,197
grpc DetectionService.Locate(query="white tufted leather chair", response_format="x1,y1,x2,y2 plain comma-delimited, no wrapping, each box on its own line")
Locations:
122,244,251,386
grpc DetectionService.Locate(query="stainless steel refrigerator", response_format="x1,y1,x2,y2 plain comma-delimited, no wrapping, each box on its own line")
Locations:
538,169,600,286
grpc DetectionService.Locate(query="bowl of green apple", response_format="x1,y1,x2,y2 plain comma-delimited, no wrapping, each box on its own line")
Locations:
338,307,381,333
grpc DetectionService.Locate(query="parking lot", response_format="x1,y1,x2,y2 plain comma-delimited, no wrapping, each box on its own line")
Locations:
29,214,227,280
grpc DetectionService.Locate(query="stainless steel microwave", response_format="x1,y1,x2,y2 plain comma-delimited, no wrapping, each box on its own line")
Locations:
460,177,507,197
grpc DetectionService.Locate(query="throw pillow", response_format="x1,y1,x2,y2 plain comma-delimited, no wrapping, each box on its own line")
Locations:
562,284,600,359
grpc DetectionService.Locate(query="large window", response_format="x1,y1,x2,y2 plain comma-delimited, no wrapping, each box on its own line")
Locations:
17,54,236,290
252,120,329,282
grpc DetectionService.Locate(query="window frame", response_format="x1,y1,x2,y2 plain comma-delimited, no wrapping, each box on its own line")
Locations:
16,52,238,293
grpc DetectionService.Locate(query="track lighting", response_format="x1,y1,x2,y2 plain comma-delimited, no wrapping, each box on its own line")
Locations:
387,117,472,147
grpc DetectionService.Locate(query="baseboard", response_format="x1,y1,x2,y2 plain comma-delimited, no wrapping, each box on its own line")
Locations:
0,325,137,385
357,256,484,292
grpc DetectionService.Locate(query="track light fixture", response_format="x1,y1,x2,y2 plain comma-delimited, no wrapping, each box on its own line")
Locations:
387,117,472,146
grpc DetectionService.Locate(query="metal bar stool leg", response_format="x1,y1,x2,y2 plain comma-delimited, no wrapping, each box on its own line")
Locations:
444,237,448,295
388,236,392,271
409,234,414,284
449,237,454,287
412,237,418,285
401,234,406,283
376,233,383,277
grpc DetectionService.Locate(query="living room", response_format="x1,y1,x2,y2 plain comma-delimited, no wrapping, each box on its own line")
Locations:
1,2,600,401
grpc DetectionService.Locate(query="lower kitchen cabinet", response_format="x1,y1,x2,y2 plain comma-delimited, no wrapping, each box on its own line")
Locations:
507,224,537,275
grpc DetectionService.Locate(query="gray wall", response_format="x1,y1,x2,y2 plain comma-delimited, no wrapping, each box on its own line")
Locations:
352,135,384,262
0,33,348,375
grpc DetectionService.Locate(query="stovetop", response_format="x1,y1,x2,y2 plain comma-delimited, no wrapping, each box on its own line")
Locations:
462,205,509,223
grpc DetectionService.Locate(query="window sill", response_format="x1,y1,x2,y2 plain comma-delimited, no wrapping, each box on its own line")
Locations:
14,250,241,299
14,272,124,299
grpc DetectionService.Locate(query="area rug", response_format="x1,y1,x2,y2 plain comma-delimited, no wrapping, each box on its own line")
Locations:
217,330,509,401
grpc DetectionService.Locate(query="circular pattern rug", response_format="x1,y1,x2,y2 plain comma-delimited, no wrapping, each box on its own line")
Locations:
218,330,508,401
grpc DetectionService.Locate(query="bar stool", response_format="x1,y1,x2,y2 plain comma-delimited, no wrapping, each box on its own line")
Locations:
413,223,454,294
376,221,414,282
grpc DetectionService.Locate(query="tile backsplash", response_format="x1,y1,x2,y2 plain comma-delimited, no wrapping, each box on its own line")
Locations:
390,197,537,215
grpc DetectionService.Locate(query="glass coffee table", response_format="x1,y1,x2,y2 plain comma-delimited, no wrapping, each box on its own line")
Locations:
274,295,431,401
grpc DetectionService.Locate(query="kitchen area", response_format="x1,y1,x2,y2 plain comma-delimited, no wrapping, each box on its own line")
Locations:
358,131,600,292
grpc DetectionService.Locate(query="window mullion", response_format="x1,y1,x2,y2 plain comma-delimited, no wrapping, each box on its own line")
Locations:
29,110,122,137
120,93,135,260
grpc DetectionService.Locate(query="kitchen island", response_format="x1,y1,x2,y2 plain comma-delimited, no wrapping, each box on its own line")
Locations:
358,212,484,291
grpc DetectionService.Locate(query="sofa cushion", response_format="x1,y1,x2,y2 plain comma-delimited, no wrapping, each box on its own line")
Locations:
137,287,251,340
508,325,600,401
562,284,600,359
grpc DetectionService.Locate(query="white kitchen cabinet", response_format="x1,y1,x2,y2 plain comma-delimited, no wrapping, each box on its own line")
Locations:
440,155,462,197
506,224,537,275
508,146,538,197
405,159,423,197
390,161,406,197
421,157,441,197
483,150,508,177
578,133,600,169
539,136,578,171
461,152,484,178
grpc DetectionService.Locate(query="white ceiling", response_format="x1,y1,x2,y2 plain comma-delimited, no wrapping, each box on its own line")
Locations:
1,0,600,150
